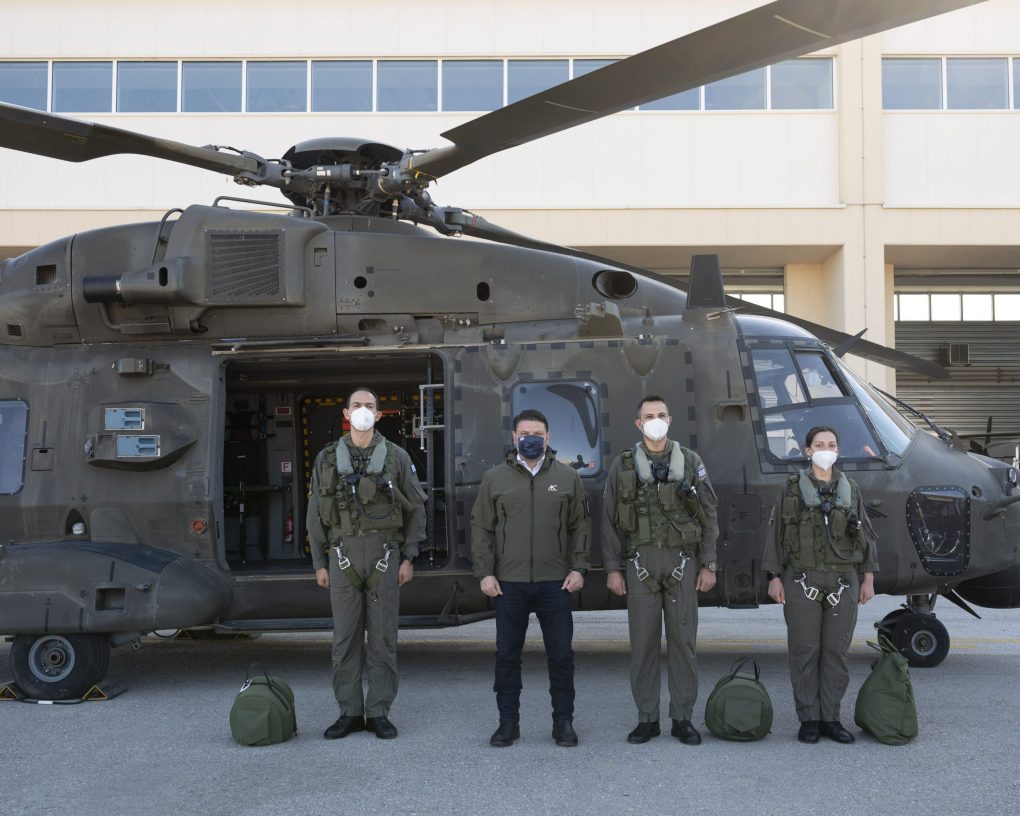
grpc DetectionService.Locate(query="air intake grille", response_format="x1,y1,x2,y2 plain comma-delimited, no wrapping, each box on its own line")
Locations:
206,230,284,302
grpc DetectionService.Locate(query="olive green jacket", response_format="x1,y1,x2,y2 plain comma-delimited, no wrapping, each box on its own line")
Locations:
470,449,591,582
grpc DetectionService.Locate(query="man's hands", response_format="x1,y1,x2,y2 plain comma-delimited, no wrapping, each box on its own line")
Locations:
695,567,717,593
315,567,330,589
561,570,585,592
606,570,626,596
768,576,785,604
480,575,502,597
398,560,414,587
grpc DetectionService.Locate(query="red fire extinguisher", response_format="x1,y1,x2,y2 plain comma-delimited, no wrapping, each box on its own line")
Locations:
284,508,294,544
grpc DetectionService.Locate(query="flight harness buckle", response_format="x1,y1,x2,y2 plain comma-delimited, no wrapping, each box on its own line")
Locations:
333,545,351,572
826,578,851,608
671,553,691,584
630,552,650,583
374,544,396,575
794,572,820,602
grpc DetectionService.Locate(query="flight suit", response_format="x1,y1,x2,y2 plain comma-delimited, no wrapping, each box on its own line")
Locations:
307,431,426,719
763,468,878,723
601,442,719,723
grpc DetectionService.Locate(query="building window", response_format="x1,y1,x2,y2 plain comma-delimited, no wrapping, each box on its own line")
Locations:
947,57,1008,110
0,62,47,110
895,292,1020,321
442,60,503,112
962,293,993,321
507,59,568,105
311,61,372,112
930,293,962,321
996,294,1020,320
733,292,785,312
1015,59,1020,110
897,294,931,321
377,60,437,112
573,59,615,78
882,58,942,110
771,59,833,109
640,87,699,111
511,380,600,477
52,61,112,112
246,61,306,113
182,62,241,112
117,62,177,112
705,67,766,110
0,400,28,495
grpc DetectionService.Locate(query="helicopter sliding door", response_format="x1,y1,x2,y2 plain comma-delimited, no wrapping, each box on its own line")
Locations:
219,352,447,580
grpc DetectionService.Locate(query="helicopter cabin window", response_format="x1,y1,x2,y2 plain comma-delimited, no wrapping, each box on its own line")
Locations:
311,61,372,112
0,400,28,495
117,62,177,112
182,62,242,113
704,67,765,110
247,61,307,113
507,60,569,105
750,347,882,463
511,381,600,477
839,365,915,457
442,61,503,112
0,62,47,111
377,61,438,112
52,62,112,113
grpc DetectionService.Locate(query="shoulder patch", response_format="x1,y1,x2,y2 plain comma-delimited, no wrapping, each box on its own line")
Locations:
697,466,707,479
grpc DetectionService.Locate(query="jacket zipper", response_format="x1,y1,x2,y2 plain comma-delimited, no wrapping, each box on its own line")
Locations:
529,473,535,583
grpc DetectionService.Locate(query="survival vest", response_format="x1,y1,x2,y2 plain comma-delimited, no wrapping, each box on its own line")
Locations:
780,469,864,572
615,442,703,554
315,434,409,544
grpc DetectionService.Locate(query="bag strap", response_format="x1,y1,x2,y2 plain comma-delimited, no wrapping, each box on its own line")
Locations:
729,657,760,682
244,663,292,712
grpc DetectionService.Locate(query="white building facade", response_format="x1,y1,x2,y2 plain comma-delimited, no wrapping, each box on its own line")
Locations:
1,0,1018,433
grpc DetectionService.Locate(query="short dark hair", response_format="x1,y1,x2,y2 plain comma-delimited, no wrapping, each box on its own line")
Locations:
348,387,380,409
513,408,549,432
637,395,669,416
805,426,839,446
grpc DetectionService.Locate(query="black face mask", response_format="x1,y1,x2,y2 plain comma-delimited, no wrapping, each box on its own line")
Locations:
517,434,546,460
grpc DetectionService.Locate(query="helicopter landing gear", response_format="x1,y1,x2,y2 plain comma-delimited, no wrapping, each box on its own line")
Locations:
9,633,111,700
874,594,950,669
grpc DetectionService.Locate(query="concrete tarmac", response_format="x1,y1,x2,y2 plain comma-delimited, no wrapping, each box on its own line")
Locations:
2,594,1018,816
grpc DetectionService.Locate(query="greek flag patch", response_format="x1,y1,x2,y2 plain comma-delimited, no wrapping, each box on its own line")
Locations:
697,466,707,479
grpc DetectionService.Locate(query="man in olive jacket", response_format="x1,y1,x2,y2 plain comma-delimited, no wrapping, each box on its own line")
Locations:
471,408,591,748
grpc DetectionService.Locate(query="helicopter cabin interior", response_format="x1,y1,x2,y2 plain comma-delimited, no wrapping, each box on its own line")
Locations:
219,353,446,574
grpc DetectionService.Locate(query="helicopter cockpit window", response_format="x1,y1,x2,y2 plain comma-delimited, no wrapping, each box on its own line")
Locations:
750,347,882,462
0,400,28,495
839,364,915,456
511,381,600,476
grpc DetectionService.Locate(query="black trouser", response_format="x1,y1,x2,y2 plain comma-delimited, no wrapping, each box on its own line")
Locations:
493,580,575,722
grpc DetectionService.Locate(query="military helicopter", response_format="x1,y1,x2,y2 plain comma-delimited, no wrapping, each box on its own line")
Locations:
1,0,1016,701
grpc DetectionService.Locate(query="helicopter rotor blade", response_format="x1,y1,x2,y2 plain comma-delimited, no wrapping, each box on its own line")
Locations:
453,212,949,380
410,0,986,179
0,101,263,176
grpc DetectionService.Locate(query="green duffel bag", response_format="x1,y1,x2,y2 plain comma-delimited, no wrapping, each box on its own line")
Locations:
704,658,773,741
854,635,918,745
229,663,297,746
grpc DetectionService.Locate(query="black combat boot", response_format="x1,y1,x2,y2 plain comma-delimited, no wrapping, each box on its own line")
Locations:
627,722,661,744
323,715,366,739
552,719,578,747
365,715,398,739
820,720,855,744
489,719,520,747
797,720,821,743
671,719,702,745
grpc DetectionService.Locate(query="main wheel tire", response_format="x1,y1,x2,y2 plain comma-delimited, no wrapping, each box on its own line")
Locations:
874,607,910,637
892,614,950,668
10,633,111,700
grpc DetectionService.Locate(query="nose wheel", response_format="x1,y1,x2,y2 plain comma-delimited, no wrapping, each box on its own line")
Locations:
875,607,950,668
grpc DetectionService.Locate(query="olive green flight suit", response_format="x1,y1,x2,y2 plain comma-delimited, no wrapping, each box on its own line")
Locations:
307,431,426,718
602,443,719,723
763,468,879,723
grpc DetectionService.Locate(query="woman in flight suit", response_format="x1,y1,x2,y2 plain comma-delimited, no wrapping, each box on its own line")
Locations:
763,426,878,744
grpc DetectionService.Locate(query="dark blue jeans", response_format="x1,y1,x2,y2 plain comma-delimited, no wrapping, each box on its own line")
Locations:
494,580,575,722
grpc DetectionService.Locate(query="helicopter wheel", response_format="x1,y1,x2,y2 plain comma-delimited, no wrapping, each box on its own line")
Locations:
10,633,111,700
891,614,950,669
873,607,911,639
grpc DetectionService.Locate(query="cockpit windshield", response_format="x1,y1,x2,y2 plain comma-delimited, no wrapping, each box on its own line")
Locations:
836,363,916,456
750,346,885,463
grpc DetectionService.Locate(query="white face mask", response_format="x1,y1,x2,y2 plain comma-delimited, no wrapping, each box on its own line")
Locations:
641,418,669,442
811,450,838,470
349,406,376,432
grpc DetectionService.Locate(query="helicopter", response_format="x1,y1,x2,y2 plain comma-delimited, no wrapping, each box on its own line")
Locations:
2,0,1017,702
